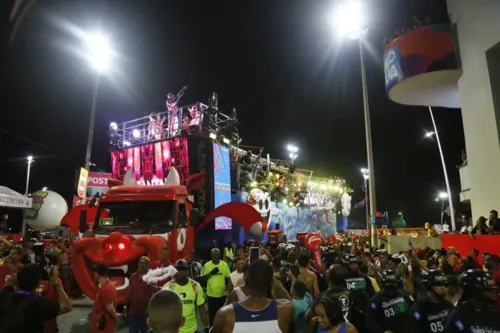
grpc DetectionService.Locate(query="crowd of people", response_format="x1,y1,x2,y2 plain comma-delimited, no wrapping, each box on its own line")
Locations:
0,233,498,333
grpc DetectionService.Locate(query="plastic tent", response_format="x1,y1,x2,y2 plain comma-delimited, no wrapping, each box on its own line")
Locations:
0,186,32,209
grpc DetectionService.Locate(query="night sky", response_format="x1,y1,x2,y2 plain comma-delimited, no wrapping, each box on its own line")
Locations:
0,0,466,228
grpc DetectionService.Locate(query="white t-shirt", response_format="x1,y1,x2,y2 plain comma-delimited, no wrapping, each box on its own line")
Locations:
460,225,473,233
230,271,244,288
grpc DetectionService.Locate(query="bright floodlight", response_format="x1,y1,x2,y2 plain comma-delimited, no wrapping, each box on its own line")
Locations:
132,129,141,138
332,1,365,39
109,122,118,131
425,131,436,138
27,155,33,163
287,144,299,153
84,33,112,73
438,192,448,199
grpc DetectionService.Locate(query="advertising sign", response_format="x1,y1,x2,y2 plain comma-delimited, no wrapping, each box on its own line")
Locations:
213,143,232,230
384,44,403,92
76,168,89,199
73,172,111,207
87,172,110,187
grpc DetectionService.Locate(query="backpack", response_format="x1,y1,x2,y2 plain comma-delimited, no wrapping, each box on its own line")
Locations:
0,295,39,333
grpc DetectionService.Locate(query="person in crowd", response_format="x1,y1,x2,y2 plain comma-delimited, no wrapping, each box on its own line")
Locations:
366,269,414,333
38,253,65,333
459,216,473,234
147,290,184,333
471,216,490,235
410,269,453,333
291,280,312,333
259,243,272,261
289,252,319,297
488,210,500,233
310,294,358,333
226,263,250,303
0,245,23,289
444,275,461,306
91,263,119,333
126,256,157,333
151,247,173,287
228,257,245,293
164,259,209,333
200,248,230,326
482,254,500,309
223,243,234,268
342,254,375,297
484,254,500,282
226,261,291,305
468,249,483,269
444,269,500,332
0,263,72,331
211,259,295,333
446,247,462,274
306,262,363,333
272,256,283,282
359,263,379,292
361,252,376,278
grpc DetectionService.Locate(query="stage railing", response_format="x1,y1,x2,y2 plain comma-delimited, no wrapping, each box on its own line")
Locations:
109,103,235,147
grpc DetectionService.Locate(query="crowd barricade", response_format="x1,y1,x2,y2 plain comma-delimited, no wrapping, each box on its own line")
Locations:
441,234,500,256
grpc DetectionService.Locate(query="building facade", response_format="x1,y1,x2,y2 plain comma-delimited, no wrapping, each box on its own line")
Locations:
447,0,500,219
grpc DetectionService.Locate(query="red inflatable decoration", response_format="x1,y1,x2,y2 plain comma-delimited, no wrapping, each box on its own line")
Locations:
197,202,267,235
304,232,322,271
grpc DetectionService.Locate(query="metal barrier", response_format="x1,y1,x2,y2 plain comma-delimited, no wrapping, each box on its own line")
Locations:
109,103,235,148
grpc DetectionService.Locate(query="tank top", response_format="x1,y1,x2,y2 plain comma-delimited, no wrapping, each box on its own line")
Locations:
316,321,347,333
234,287,248,302
232,299,281,333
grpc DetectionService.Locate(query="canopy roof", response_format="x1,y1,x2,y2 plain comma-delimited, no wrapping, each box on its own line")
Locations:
0,186,32,209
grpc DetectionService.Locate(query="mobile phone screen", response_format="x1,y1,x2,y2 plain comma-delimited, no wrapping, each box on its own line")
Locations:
249,247,260,262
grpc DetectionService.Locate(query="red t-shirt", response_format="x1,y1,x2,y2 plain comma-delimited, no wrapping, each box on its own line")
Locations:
91,282,117,333
37,278,63,333
0,263,23,289
128,272,157,315
150,260,173,286
474,257,483,270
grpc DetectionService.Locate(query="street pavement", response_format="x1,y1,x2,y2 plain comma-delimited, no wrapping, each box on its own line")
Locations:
57,297,129,333
58,296,205,333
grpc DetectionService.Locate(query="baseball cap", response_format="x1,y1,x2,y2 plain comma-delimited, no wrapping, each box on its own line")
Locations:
174,259,189,270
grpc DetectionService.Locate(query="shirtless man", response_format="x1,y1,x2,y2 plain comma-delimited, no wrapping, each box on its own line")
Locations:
288,252,320,297
212,259,294,333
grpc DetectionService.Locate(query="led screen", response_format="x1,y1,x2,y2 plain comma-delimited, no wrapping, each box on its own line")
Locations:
213,143,232,230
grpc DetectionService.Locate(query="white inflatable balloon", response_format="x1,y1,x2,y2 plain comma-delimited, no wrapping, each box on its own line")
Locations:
24,190,68,231
341,192,351,217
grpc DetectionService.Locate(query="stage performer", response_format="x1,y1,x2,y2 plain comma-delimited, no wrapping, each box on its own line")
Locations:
148,112,166,140
166,85,188,136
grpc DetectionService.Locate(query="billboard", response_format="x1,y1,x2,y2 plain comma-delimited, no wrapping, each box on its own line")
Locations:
72,172,111,207
213,143,232,230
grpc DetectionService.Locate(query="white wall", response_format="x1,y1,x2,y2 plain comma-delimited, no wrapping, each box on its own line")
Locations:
447,0,500,219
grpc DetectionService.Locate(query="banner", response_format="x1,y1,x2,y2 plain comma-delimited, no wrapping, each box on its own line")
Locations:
76,168,89,199
441,234,500,256
0,194,32,209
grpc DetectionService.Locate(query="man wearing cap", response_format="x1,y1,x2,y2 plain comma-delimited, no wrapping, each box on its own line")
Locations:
164,259,209,333
91,263,118,333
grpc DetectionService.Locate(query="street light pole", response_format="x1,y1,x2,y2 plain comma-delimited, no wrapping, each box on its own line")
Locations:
22,155,34,237
428,107,456,231
24,155,33,196
359,37,377,246
84,74,101,170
